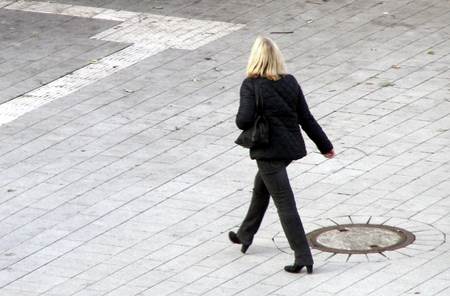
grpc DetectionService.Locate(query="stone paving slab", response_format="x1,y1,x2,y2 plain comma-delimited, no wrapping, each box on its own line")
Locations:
0,8,126,104
0,0,449,295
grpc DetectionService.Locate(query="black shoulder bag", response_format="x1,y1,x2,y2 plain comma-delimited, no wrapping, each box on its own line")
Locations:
234,79,270,148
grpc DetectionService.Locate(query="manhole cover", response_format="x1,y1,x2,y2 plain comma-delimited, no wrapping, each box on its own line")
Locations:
272,215,445,262
307,224,415,254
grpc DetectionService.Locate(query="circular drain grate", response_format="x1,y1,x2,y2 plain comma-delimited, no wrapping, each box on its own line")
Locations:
272,215,446,262
307,223,415,254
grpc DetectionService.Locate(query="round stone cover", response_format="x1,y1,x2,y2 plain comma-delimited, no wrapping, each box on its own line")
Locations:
272,215,446,262
307,223,415,254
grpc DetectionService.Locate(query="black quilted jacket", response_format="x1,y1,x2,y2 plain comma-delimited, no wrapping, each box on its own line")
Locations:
236,74,333,160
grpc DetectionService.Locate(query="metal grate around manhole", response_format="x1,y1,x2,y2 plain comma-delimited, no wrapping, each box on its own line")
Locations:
306,223,416,254
272,215,445,262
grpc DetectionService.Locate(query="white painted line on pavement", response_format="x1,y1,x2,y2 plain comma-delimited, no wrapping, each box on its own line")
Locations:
0,1,245,126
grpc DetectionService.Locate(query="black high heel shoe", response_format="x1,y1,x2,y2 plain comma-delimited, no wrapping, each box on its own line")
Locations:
228,231,250,254
284,263,313,274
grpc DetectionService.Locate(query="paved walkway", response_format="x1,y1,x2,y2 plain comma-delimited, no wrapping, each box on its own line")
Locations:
0,0,449,295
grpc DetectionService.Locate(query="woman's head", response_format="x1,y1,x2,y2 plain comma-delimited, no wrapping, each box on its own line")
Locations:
246,35,287,80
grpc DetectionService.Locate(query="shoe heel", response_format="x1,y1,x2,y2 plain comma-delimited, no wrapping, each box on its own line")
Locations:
228,231,241,244
306,265,313,274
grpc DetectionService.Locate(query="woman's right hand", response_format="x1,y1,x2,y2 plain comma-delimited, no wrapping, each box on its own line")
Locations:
323,149,335,159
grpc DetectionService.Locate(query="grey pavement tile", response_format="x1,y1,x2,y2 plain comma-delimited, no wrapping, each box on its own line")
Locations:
0,11,121,103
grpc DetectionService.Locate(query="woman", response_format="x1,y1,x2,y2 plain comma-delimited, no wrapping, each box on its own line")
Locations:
229,36,335,274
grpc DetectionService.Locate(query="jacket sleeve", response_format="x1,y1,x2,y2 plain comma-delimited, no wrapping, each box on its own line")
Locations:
235,79,257,130
295,80,333,154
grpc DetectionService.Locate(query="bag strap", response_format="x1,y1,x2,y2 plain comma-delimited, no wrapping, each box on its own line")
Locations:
254,79,263,115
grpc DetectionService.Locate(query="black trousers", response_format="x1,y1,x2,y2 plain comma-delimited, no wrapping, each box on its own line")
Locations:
237,159,314,265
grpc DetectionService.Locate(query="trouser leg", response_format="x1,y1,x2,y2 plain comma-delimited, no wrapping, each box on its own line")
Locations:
256,159,314,265
237,170,270,245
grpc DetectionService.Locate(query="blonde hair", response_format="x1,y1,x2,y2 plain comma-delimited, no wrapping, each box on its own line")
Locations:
246,36,287,81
